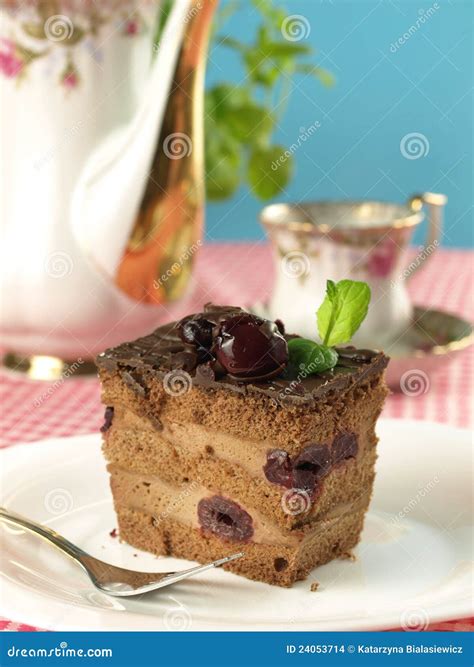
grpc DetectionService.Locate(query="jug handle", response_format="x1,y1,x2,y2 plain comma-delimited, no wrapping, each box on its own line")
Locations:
406,192,447,278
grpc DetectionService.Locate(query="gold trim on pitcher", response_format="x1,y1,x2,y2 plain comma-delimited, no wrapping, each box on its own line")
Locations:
114,0,217,305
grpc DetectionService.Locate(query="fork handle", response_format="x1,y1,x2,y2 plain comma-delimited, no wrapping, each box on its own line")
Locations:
0,506,87,565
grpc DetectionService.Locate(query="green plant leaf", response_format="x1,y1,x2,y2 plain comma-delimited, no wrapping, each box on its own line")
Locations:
247,62,281,88
185,2,333,202
295,64,335,87
155,0,173,40
256,24,271,49
251,0,287,26
261,42,312,58
219,36,245,52
206,159,240,200
247,145,292,200
205,120,241,201
226,103,273,142
206,84,251,113
242,49,268,80
317,279,371,347
288,338,338,375
314,67,336,87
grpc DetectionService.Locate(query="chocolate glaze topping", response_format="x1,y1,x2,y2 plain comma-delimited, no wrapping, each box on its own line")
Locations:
96,304,389,407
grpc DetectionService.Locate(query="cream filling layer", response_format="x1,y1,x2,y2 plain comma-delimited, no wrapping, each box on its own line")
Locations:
109,465,370,549
112,404,268,478
111,404,371,482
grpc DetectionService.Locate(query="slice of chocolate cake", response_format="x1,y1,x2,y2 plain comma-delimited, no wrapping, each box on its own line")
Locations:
97,294,389,587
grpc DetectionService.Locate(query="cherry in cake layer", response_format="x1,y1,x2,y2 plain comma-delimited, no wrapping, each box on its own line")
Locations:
97,305,389,586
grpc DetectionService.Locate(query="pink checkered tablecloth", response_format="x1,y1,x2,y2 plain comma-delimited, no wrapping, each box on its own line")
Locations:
1,244,473,632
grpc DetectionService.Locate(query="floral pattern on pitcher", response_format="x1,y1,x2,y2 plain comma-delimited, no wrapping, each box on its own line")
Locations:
0,0,156,88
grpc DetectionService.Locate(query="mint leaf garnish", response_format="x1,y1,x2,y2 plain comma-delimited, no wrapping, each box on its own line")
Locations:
287,278,371,377
317,279,371,347
287,338,338,375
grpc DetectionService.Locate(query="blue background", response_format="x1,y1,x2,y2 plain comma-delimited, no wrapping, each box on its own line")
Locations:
205,0,473,247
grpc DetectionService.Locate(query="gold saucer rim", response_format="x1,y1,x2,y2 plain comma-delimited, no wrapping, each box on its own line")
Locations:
396,305,474,359
1,353,98,381
249,302,473,359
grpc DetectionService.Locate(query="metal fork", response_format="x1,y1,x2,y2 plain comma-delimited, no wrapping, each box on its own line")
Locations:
0,507,244,597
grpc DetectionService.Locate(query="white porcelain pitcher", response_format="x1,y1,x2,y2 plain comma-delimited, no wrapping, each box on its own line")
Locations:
0,0,215,372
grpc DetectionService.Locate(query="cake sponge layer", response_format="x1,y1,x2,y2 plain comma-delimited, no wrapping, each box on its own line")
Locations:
101,368,387,532
115,502,368,587
99,368,388,453
104,407,378,530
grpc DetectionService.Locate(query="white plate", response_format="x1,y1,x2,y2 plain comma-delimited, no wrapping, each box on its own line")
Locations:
0,419,472,631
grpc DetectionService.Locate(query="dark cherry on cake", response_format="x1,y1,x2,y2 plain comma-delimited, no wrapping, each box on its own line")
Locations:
100,406,114,433
198,495,254,543
178,315,215,364
292,444,331,493
177,308,289,382
214,313,288,381
263,449,293,488
332,432,358,464
264,434,358,494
